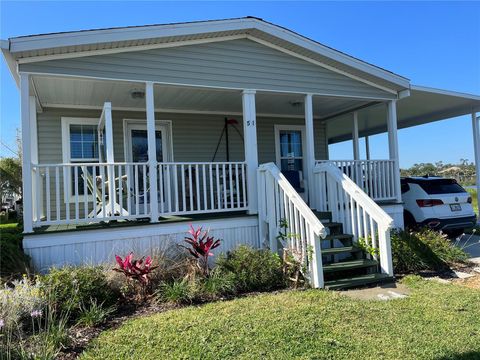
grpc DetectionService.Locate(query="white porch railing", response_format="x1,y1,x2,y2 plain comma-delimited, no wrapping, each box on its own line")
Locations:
31,161,247,227
257,163,327,288
313,162,394,276
156,162,248,215
315,160,397,201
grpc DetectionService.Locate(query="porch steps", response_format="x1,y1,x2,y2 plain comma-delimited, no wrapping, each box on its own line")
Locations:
321,245,361,256
314,211,394,290
325,273,393,290
323,259,379,273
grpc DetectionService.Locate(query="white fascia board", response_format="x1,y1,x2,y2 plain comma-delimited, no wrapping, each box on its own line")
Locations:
9,18,255,53
411,84,480,101
9,17,410,90
253,21,411,89
1,45,19,87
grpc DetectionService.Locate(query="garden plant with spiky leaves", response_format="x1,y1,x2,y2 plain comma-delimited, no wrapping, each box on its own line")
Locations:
180,225,221,277
113,253,158,298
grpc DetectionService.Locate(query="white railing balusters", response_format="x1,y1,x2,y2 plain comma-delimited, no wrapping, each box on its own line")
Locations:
316,160,398,202
314,163,394,276
257,163,327,288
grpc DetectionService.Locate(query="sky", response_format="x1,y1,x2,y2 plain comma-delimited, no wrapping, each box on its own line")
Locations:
0,1,479,168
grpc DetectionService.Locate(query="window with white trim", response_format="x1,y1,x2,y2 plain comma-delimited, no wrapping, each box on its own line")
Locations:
61,118,100,198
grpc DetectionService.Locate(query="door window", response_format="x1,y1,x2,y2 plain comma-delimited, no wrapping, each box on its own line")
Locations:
131,130,163,162
279,130,303,172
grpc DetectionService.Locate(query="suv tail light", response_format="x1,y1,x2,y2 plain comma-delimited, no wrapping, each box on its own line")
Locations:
416,199,444,207
467,197,472,204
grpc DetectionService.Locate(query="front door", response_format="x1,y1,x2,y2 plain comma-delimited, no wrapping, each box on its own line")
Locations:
125,121,172,208
275,125,307,195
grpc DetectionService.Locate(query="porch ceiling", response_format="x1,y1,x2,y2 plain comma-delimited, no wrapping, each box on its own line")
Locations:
31,75,371,118
327,85,480,144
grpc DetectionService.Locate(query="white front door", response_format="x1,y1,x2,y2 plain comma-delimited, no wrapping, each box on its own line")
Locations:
125,121,172,163
274,125,307,195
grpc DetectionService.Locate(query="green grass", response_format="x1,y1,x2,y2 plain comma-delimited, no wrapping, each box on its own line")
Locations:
467,188,478,216
81,277,480,360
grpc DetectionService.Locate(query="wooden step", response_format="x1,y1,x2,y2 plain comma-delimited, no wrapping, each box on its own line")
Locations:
324,234,353,242
313,211,332,222
322,245,361,256
323,259,378,273
325,273,394,290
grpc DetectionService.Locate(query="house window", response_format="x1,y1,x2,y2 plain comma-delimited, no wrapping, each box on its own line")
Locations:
61,118,100,198
70,124,99,161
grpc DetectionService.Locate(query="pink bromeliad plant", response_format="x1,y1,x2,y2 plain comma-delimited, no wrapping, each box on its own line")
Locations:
113,253,158,297
180,225,221,276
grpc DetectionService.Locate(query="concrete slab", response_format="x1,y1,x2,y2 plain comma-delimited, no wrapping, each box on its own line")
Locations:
342,282,410,301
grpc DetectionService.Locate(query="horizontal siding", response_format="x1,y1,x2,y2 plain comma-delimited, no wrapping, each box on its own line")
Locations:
21,39,393,99
24,217,259,271
37,108,328,165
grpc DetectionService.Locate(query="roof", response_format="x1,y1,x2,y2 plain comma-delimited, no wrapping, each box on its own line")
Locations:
1,17,410,92
327,85,480,144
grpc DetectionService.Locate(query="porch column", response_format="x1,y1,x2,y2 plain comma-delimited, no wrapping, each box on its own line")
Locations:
242,89,258,214
365,136,371,160
472,112,480,211
304,94,316,207
387,100,402,203
352,111,360,160
146,82,159,222
29,96,41,220
20,73,33,233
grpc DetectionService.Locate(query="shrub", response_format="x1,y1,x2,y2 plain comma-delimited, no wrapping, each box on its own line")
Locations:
77,299,116,327
216,245,285,293
0,276,45,331
198,269,236,300
180,225,221,277
40,265,117,321
156,279,194,305
113,253,158,300
391,228,469,274
0,225,30,278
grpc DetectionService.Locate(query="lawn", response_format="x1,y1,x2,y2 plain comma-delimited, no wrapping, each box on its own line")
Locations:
81,277,480,360
467,188,478,215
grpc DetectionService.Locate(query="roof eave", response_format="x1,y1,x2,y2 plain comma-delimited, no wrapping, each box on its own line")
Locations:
7,17,410,92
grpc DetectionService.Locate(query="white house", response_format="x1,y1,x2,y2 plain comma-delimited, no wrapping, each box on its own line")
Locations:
2,17,479,289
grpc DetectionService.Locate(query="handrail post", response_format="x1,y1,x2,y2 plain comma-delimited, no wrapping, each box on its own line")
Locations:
378,226,394,276
256,167,267,247
310,232,324,288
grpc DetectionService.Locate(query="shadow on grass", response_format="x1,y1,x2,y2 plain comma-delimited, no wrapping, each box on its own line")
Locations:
436,351,480,360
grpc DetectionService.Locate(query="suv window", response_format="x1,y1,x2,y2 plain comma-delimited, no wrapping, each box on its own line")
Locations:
401,182,410,193
416,179,466,195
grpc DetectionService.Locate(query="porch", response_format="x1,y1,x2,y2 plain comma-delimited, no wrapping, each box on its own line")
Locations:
23,74,403,231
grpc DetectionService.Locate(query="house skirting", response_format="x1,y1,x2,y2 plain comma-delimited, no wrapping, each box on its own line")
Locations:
379,203,404,229
23,216,259,272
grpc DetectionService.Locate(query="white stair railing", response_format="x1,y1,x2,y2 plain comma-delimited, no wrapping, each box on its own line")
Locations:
257,163,327,288
313,162,394,276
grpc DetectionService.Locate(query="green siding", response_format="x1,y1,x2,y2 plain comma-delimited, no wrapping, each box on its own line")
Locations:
21,39,393,99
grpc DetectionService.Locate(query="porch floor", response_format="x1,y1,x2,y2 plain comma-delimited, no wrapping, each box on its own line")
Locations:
32,211,250,235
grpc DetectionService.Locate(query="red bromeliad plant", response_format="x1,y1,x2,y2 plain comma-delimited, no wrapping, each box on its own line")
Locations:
113,253,158,296
180,225,221,276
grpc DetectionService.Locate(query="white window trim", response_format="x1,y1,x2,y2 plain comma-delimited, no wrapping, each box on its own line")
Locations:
61,117,99,202
274,124,307,171
122,119,174,163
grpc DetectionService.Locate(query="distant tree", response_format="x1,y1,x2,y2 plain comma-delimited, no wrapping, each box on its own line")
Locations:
0,157,22,199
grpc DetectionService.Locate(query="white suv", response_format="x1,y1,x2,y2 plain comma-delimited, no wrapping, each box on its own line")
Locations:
401,176,477,236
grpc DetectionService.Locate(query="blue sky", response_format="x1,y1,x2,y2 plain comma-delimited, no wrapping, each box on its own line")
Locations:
1,1,479,167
